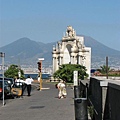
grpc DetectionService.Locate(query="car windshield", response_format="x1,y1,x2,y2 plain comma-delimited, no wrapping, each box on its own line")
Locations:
4,81,9,86
4,78,14,84
0,81,9,87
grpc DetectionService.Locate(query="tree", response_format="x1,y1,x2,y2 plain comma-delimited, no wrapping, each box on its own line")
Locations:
4,64,24,79
99,65,111,74
53,64,88,83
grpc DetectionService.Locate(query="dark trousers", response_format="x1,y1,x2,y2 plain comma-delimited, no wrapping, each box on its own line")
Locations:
21,84,27,96
27,84,31,96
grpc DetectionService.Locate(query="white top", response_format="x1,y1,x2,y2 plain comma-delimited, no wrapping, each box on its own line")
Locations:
25,78,34,85
16,79,25,83
57,82,65,88
15,79,25,86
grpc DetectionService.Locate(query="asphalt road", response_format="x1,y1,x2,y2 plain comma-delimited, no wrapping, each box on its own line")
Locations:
0,82,75,120
0,83,36,106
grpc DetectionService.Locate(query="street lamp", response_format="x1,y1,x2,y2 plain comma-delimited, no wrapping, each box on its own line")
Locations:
0,52,5,106
38,58,44,91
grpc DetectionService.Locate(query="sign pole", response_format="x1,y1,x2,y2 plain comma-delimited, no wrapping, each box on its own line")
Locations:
0,52,5,106
74,71,78,86
2,53,5,106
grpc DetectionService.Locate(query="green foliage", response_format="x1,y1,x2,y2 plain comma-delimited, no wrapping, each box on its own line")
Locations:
108,73,120,76
88,106,94,119
98,65,111,74
4,64,24,79
53,64,88,83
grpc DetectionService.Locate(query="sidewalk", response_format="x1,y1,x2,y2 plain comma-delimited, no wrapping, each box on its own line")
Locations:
0,82,75,120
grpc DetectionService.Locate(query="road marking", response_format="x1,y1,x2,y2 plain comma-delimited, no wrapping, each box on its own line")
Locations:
41,88,50,90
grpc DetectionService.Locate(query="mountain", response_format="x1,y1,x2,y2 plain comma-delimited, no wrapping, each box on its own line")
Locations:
0,36,120,68
0,37,54,66
83,35,120,68
83,35,120,57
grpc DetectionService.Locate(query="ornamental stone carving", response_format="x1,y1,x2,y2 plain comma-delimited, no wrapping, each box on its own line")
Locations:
52,26,91,78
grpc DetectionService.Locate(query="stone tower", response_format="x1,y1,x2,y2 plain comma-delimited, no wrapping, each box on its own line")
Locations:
52,26,91,78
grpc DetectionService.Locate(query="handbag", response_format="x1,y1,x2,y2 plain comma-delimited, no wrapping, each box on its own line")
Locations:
63,88,67,95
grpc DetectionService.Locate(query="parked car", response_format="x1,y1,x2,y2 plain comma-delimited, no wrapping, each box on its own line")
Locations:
0,77,14,87
0,80,14,99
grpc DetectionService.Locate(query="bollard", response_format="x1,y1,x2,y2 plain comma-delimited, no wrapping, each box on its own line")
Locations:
74,86,81,98
74,98,88,120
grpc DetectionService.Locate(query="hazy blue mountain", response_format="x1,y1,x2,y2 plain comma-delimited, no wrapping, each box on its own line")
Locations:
82,35,120,68
0,36,120,68
83,35,120,57
1,37,43,58
0,37,53,65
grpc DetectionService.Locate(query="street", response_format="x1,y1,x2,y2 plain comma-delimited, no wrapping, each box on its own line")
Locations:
0,82,75,120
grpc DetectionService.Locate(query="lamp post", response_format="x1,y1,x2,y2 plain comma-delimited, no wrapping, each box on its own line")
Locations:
38,58,44,91
0,52,5,106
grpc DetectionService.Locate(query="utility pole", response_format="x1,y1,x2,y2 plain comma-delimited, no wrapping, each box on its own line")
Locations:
0,52,5,106
106,56,108,79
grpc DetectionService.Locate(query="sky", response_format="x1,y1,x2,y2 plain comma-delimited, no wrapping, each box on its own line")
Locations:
0,0,120,51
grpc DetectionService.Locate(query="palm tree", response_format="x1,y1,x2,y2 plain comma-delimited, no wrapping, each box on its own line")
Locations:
100,65,110,74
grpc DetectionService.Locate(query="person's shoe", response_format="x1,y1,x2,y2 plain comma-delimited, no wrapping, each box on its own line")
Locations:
64,96,66,98
58,96,61,99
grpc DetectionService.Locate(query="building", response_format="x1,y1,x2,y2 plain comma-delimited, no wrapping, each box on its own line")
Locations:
52,26,91,78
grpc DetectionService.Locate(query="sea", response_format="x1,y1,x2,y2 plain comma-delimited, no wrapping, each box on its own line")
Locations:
0,73,51,80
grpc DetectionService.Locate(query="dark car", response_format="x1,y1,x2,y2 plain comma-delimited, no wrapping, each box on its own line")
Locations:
0,77,14,87
0,80,14,99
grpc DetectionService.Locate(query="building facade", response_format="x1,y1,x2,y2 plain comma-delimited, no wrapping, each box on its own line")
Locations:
52,26,91,78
